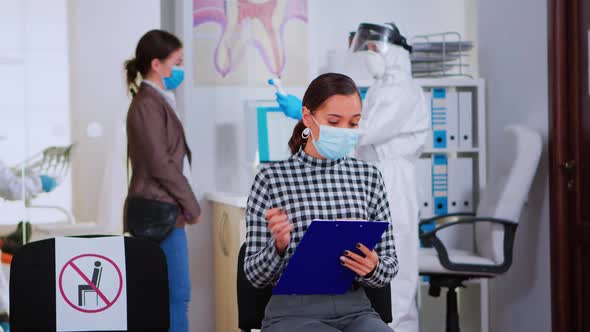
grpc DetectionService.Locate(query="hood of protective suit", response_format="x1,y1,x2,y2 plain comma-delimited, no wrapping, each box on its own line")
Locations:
364,44,412,81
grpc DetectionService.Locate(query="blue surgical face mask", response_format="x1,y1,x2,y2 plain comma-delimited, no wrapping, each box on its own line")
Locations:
310,116,360,160
162,66,185,90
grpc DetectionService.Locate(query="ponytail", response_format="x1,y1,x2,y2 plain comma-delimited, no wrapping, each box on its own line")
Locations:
124,30,183,96
124,57,140,96
289,121,307,155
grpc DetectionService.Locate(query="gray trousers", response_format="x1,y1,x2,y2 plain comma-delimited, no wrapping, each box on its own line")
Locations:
261,288,393,332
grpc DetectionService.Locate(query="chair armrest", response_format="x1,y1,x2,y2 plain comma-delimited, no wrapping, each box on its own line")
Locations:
420,216,516,239
419,212,476,226
420,216,518,274
419,213,477,247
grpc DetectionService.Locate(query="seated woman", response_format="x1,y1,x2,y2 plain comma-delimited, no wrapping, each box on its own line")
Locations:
244,73,398,332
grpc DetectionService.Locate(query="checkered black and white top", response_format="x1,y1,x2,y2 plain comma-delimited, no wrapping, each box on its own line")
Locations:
244,149,398,289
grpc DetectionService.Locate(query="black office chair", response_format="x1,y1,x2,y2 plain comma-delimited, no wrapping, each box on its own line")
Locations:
237,243,392,332
10,236,169,331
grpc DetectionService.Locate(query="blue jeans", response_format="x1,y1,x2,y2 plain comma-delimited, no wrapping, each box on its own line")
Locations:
161,228,191,332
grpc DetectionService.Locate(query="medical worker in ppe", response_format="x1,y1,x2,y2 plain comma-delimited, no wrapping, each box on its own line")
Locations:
275,22,430,332
350,23,429,332
0,139,56,326
0,161,56,201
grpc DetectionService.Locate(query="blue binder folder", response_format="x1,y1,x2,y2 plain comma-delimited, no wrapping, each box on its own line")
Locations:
272,220,389,295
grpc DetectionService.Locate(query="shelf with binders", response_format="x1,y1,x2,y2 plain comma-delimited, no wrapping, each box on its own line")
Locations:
357,78,487,223
359,78,485,149
416,154,482,221
416,79,486,228
423,86,482,150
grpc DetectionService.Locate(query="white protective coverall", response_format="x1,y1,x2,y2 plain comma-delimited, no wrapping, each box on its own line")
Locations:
355,44,430,332
0,160,42,201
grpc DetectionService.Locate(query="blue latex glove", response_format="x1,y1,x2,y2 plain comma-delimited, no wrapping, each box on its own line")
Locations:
39,175,57,192
275,92,303,120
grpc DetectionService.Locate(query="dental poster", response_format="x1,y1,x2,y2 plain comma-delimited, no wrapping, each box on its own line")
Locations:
193,0,309,86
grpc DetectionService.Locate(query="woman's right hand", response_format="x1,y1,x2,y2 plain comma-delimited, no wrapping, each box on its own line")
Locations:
265,208,294,255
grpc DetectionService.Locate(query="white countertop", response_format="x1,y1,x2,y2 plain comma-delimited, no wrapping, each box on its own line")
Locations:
205,192,248,208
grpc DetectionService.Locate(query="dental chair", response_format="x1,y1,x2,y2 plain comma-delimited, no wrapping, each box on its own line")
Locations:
418,125,543,332
13,144,76,224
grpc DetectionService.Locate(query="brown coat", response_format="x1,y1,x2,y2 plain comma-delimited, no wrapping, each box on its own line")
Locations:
125,83,200,229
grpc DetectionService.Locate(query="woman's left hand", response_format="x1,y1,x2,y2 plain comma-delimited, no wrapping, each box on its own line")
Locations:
340,243,379,277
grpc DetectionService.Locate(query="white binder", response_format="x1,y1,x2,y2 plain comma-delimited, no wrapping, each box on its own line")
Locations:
448,157,474,214
416,158,433,219
423,89,433,150
435,156,475,251
432,154,449,216
458,91,473,149
431,88,459,150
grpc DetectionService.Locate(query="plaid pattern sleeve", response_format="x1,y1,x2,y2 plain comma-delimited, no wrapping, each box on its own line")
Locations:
243,169,286,288
358,168,399,288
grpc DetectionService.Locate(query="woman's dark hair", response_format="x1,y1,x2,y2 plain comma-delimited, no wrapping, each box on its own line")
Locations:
288,73,361,154
124,29,182,95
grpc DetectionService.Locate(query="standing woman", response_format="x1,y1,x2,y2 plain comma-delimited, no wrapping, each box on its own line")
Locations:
123,29,201,332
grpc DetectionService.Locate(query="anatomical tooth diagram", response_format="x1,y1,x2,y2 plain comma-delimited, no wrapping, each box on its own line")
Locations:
193,0,309,85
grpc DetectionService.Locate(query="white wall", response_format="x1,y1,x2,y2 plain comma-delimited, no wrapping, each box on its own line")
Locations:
182,0,475,197
173,1,473,331
68,0,160,230
478,1,552,332
0,0,71,224
311,0,475,75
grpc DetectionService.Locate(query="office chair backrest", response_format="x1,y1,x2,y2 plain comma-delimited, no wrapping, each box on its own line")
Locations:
10,236,169,331
475,125,542,264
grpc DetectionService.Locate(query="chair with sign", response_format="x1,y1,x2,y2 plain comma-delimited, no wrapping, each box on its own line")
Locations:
9,235,169,331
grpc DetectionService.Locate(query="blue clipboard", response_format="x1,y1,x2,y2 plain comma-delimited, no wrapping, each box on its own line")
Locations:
272,220,389,295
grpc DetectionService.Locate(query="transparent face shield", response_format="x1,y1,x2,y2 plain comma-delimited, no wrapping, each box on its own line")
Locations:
350,23,395,55
350,23,412,55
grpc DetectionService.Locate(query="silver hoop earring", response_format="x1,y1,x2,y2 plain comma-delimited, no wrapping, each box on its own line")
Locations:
301,127,310,139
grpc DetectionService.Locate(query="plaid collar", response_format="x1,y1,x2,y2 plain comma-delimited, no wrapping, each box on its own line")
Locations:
294,148,347,169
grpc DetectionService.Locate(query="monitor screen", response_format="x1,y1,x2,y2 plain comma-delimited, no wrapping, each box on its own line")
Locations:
244,100,298,163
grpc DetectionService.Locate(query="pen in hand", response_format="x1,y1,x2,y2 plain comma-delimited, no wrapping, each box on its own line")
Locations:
266,208,294,256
